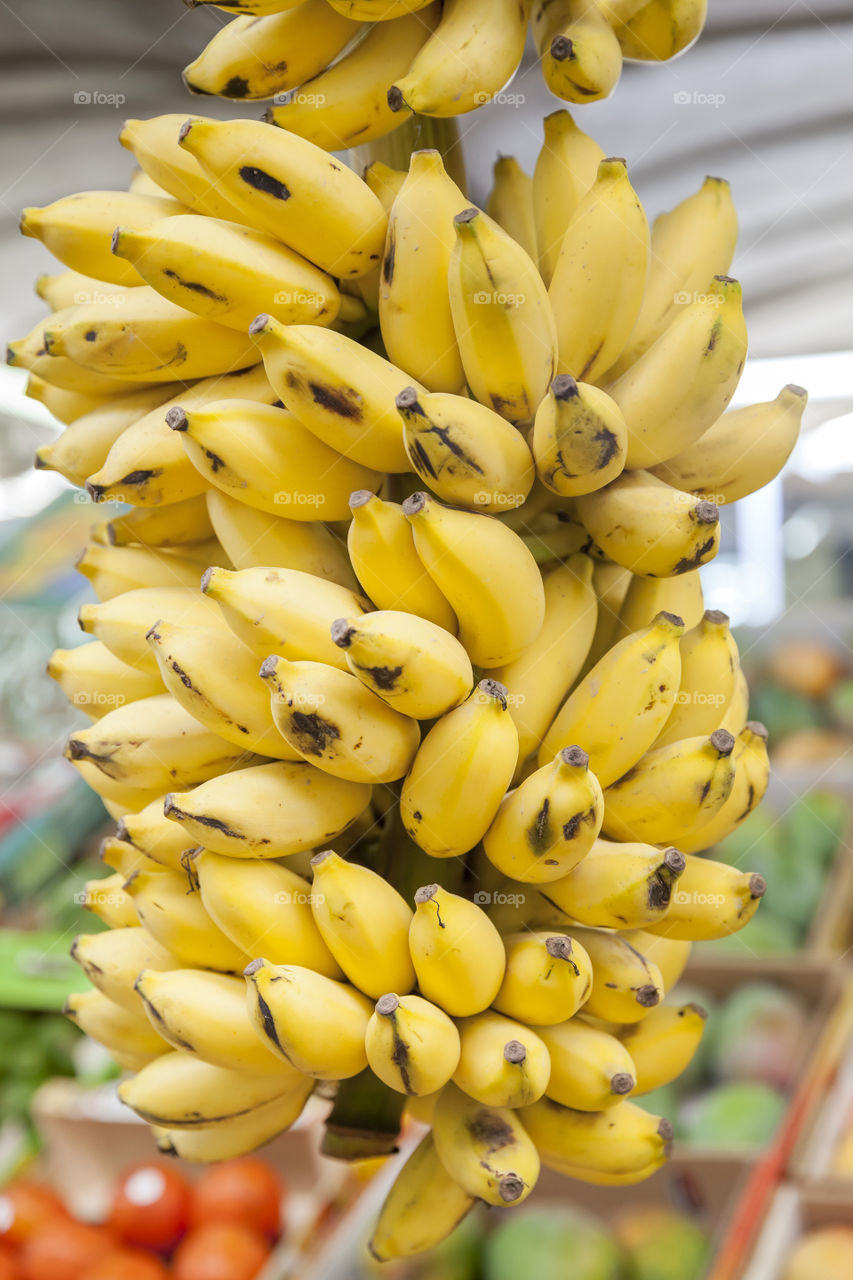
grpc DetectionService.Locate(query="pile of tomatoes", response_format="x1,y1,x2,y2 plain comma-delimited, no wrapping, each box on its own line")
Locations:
0,1158,284,1280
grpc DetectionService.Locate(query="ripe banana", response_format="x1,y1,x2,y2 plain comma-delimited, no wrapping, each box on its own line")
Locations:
539,611,684,784
678,720,769,853
521,1096,672,1178
70,928,176,1013
244,958,373,1078
432,1082,540,1206
533,0,623,103
493,932,593,1025
124,867,251,971
177,117,387,278
119,115,252,221
602,728,736,845
599,0,707,61
533,109,604,286
117,797,195,870
103,495,215,549
541,840,686,930
403,492,546,667
620,1000,707,1094
74,543,218,600
537,1019,636,1110
261,655,420,783
34,386,172,485
614,569,704,641
65,989,170,1069
48,641,162,718
448,205,557,423
568,926,664,1022
369,1131,474,1262
483,747,604,884
156,1082,314,1163
35,268,140,312
99,836,159,880
650,384,808,504
79,585,227,674
453,1012,551,1108
656,609,739,746
621,929,692,994
644,855,767,941
486,156,538,262
400,681,518,857
408,884,506,1017
27,376,111,429
365,994,461,1096
82,872,141,930
206,489,357,586
532,375,628,497
118,1049,302,1127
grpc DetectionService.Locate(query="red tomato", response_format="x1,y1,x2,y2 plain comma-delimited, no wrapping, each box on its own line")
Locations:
19,1220,111,1280
173,1224,270,1280
0,1183,68,1248
189,1159,284,1239
80,1248,170,1280
108,1164,192,1253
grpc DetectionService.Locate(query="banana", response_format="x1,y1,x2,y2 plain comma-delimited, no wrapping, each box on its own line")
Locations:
244,958,373,1078
79,586,228,674
581,560,632,670
599,0,707,61
650,384,808,504
99,835,161,879
656,610,739,746
75,765,166,819
331,610,472,720
432,1082,540,1206
43,287,258,382
604,176,738,380
619,1001,707,1094
261,655,420,783
533,109,604,286
119,116,255,221
602,728,736,845
453,1012,551,1108
104,495,215,549
35,269,140,312
388,0,531,118
347,492,457,630
8,319,161,397
164,760,371,858
576,471,721,578
606,277,748,470
448,206,558,423
486,156,538,262
200,564,370,669
70,928,176,1013
85,365,278,506
540,840,686,929
116,796,196,870
613,570,704,641
188,0,309,13
539,611,684,784
483,747,604,884
364,160,407,209
124,868,252,971
400,681,518,857
378,149,467,392
532,375,628,496
34,386,171,483
369,1131,474,1262
493,932,592,1025
549,157,648,383
65,989,170,1068
167,399,379,520
75,543,218,601
145,620,300,759
487,556,598,768
66,693,254,793
20,191,184,287
533,0,623,102
266,7,441,151
177,117,387,278
403,492,546,667
520,1096,672,1178
118,1049,302,1127
193,847,341,976
366,994,461,1095
327,0,435,14
48,642,162,717
678,720,768,853
156,1082,314,1163
537,1019,636,1110
82,872,140,929
622,929,691,995
182,0,361,100
644,855,767,941
408,884,506,1017
206,490,357,586
569,926,664,1022
27,376,110,428
112,215,340,332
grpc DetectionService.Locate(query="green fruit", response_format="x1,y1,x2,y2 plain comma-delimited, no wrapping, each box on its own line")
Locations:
678,1081,787,1149
709,983,807,1092
483,1208,624,1280
785,791,846,866
616,1206,709,1280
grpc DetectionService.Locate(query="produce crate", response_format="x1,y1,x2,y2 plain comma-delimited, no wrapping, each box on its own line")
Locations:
788,976,853,1186
738,1184,853,1280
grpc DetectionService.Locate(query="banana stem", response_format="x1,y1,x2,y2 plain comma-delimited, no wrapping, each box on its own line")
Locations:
352,115,468,195
321,1068,406,1160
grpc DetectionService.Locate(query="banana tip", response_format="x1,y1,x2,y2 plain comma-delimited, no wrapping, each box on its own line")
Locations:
414,884,439,905
503,1040,526,1065
402,491,428,517
611,1072,634,1095
551,374,579,400
498,1174,525,1204
376,994,399,1017
710,728,736,756
349,488,375,511
550,34,574,62
258,655,279,680
330,618,355,649
386,86,405,113
663,848,686,874
248,313,272,336
749,873,767,899
165,406,188,432
636,984,660,1008
244,958,265,977
478,678,508,709
545,935,573,961
559,745,589,770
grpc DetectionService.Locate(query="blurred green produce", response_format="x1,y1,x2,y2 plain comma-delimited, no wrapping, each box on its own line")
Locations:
678,1081,788,1149
483,1208,623,1280
614,1205,710,1280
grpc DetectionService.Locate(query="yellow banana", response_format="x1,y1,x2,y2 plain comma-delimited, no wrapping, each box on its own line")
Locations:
82,871,141,929
104,495,215,549
602,728,737,845
188,0,310,13
206,489,357,586
400,681,518,857
650,384,808,504
99,835,160,879
408,883,506,1017
720,665,749,735
537,1019,636,1110
65,989,170,1068
34,386,170,484
493,932,593,1025
619,1000,707,1094
27,376,110,428
539,611,684,784
118,1049,302,1127
244,958,373,1078
453,1012,551,1108
613,569,704,641
369,1131,474,1262
576,471,721,578
533,109,604,286
581,560,632,670
119,115,253,221
326,0,434,14
533,0,623,102
8,315,160,397
540,840,686,929
78,585,228,673
403,492,546,667
365,993,461,1096
448,205,558,423
678,720,768,853
486,156,538,262
532,375,628,496
644,855,767,941
70,928,177,1013
331,610,473,719
569,926,664,1022
35,269,139,312
656,609,739,746
521,1096,672,1177
164,760,371,858
116,797,195,871
599,0,707,61
347,492,457,630
48,641,162,718
124,868,251,971
177,117,387,278
156,1082,314,1163
75,542,220,600
618,930,690,996
432,1082,540,1206
74,765,166,818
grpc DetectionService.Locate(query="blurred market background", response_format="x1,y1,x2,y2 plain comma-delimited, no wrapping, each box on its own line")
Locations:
0,2,852,1278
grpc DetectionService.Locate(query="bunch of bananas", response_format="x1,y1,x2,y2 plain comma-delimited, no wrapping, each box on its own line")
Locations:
177,0,709,148
15,103,806,1261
